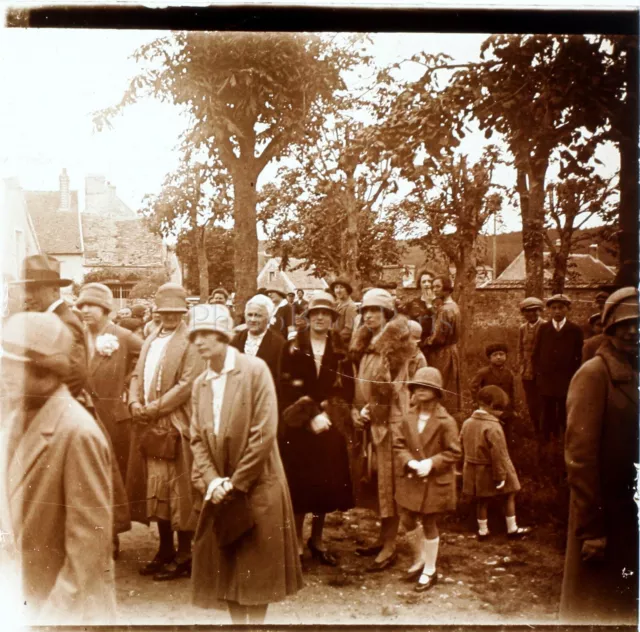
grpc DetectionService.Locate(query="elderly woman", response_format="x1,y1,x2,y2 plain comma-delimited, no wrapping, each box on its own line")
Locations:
350,289,415,571
560,287,639,625
189,304,302,624
128,284,204,581
230,294,285,385
424,275,462,415
279,291,355,566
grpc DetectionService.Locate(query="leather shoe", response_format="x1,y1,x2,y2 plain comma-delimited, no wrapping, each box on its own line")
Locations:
366,551,397,573
153,559,192,581
415,570,438,592
404,564,425,582
139,552,175,576
308,539,339,566
355,544,383,557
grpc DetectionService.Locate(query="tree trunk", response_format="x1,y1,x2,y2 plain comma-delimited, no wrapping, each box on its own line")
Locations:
343,178,361,298
195,225,209,302
232,168,259,313
615,37,639,287
453,244,477,386
518,164,547,298
550,245,571,295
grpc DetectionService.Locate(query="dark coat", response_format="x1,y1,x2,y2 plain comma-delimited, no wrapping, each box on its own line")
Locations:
532,320,583,398
393,404,461,515
581,332,606,364
273,302,297,336
231,327,285,388
52,302,130,535
0,386,116,624
127,322,205,528
560,339,639,624
279,329,355,514
190,350,303,608
469,365,516,420
87,322,142,483
460,410,520,497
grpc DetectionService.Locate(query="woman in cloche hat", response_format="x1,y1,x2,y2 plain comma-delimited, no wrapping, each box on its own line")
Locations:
188,304,302,623
561,287,639,625
279,291,356,566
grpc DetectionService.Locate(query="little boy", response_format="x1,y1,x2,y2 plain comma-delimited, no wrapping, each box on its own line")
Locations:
470,343,516,444
517,297,544,435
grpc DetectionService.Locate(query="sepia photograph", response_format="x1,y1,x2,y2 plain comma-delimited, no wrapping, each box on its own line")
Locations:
0,2,638,628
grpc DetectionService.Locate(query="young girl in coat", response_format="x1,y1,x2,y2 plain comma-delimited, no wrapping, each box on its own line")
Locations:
392,367,461,592
460,385,531,541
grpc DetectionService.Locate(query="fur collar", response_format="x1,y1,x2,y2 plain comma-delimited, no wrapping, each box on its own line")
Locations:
350,316,415,377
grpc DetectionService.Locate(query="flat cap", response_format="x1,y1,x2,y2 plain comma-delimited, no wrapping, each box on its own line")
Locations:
546,294,572,307
519,297,544,311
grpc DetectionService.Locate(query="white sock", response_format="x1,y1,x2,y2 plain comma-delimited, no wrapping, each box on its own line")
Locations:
506,515,518,533
422,537,439,576
477,519,489,536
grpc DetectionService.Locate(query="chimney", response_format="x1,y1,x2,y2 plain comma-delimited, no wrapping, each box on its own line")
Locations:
59,168,70,211
589,244,599,260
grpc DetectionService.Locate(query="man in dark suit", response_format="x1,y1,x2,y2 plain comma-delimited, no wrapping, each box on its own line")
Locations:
532,294,584,442
231,293,285,387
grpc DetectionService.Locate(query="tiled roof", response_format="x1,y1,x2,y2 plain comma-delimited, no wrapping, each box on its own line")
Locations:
257,258,328,291
81,215,165,267
25,191,83,254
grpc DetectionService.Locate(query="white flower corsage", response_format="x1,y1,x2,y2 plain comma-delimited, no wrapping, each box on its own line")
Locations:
95,333,120,357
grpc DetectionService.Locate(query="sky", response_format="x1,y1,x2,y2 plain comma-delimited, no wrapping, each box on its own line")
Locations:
0,28,620,237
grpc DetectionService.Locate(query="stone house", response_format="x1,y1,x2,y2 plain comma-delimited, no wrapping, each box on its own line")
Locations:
257,257,328,299
20,169,179,308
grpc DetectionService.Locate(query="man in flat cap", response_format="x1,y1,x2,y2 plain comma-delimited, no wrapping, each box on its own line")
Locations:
517,297,545,435
532,295,583,442
0,312,116,624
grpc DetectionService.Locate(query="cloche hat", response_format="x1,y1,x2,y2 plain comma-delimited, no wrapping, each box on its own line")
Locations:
360,288,395,319
408,367,443,396
305,291,339,318
76,283,114,312
602,287,638,335
155,283,188,313
188,304,235,342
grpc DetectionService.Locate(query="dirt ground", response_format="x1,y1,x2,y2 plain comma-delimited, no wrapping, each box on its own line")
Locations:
114,507,564,626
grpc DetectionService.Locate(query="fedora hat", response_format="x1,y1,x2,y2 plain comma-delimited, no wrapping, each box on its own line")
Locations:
13,254,72,287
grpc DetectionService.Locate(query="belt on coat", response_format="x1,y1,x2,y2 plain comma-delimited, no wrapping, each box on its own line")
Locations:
465,456,491,465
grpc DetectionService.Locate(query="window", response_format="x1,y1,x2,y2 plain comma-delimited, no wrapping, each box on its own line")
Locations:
269,271,275,282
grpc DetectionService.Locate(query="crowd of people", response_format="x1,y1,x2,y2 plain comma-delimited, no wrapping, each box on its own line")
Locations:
0,253,637,626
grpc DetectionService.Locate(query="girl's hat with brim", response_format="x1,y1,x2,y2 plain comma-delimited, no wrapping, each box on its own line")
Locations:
305,291,339,318
1,311,72,378
329,278,353,295
155,283,188,313
188,304,235,342
12,254,72,287
407,366,443,395
602,287,639,334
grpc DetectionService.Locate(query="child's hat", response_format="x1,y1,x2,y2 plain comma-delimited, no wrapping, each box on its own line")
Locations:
486,342,508,357
408,366,443,395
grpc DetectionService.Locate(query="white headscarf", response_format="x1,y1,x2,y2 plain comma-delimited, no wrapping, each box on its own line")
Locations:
245,294,275,320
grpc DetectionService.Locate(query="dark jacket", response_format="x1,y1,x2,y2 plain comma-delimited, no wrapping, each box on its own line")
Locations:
532,320,583,398
469,365,516,419
581,333,606,364
393,404,461,514
279,329,355,514
231,327,285,388
560,339,639,624
52,301,88,399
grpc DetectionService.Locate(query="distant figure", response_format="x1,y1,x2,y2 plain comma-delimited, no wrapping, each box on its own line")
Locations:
330,278,358,345
294,288,308,314
208,287,229,306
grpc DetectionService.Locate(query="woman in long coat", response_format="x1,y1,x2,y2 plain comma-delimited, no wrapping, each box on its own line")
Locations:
350,289,415,571
424,275,462,415
560,287,639,625
127,284,204,580
189,304,303,624
413,267,437,350
279,291,355,566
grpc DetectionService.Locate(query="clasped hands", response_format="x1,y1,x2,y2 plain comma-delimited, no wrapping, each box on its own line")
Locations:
205,477,234,505
351,405,371,430
408,458,433,478
310,412,332,435
129,402,156,422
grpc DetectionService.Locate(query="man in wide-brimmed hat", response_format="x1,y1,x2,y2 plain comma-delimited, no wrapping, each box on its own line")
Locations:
14,255,87,398
0,312,116,624
532,294,583,442
329,278,358,345
128,283,204,581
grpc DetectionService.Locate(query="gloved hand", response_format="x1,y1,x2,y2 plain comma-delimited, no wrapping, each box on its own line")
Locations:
205,477,233,505
581,537,607,562
351,408,366,430
495,480,506,490
414,458,433,478
310,413,332,434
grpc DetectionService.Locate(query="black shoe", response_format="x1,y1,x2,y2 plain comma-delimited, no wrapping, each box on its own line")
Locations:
308,539,339,566
153,558,192,581
404,564,425,582
139,552,175,576
507,526,532,540
415,570,438,592
355,544,383,557
366,551,397,573
477,532,490,542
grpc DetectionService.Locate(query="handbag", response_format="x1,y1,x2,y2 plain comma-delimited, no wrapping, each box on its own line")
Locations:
212,490,255,548
139,424,180,460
